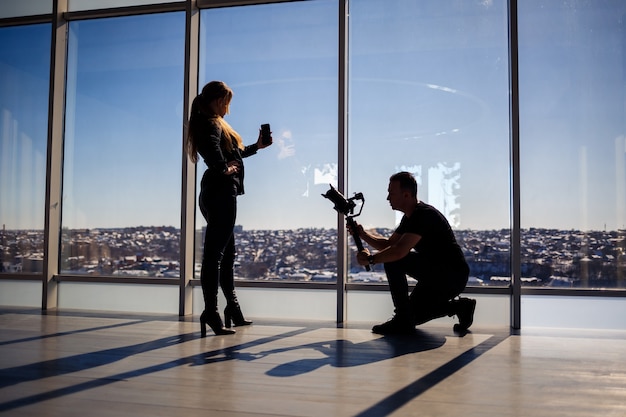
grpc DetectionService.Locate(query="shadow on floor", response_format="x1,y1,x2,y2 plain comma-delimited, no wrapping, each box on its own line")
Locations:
233,329,448,377
0,316,508,416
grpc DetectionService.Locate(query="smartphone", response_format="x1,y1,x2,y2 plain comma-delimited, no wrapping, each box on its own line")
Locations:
261,123,271,145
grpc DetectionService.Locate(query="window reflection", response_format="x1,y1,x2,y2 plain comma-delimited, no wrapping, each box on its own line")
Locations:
0,24,50,274
519,0,626,288
61,12,185,277
348,0,511,285
2,0,623,293
195,1,338,281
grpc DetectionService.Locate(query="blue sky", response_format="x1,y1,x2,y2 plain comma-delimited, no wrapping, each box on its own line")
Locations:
1,0,625,232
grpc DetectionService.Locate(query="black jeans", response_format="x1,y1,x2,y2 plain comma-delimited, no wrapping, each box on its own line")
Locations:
384,252,469,325
199,182,238,312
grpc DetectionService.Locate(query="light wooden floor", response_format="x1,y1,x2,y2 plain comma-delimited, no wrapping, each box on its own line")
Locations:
0,308,625,417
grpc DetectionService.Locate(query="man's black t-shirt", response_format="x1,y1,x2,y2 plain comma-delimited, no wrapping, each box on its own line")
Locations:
395,201,467,274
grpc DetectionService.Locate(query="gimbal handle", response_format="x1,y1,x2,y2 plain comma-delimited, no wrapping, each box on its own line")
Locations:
346,217,370,272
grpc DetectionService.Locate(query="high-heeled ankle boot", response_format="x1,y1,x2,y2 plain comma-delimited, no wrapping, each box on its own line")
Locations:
200,310,235,337
224,304,252,328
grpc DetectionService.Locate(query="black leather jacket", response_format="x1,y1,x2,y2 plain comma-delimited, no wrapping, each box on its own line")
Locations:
194,117,258,195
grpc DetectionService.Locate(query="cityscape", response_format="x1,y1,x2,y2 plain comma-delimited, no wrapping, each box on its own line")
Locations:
1,225,625,289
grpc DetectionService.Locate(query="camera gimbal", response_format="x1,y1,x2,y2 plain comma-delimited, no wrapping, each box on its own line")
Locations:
322,184,370,271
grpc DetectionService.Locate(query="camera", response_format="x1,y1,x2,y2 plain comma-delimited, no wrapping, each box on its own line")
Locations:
322,185,357,216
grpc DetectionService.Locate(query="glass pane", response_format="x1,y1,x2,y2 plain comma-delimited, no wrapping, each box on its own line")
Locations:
348,1,511,285
0,24,50,274
0,0,52,18
197,0,338,281
61,12,185,277
519,1,626,289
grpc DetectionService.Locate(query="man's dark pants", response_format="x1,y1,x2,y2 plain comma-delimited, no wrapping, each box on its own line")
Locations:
384,252,469,325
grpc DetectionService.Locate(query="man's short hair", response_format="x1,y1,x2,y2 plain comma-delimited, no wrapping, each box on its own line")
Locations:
390,171,418,198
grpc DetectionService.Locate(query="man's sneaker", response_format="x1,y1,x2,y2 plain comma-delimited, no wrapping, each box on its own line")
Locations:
371,316,416,335
452,297,476,331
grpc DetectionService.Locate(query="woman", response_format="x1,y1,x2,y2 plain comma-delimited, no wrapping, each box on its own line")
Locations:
186,81,272,336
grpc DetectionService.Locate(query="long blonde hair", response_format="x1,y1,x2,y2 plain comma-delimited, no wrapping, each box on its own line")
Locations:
186,81,243,164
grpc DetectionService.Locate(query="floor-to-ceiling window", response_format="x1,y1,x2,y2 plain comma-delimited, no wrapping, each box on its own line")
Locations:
518,0,626,289
1,0,625,328
196,0,339,282
0,23,51,275
347,0,511,285
61,11,185,277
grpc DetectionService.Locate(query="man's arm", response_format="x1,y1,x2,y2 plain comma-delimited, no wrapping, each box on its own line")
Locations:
359,229,393,250
356,232,421,266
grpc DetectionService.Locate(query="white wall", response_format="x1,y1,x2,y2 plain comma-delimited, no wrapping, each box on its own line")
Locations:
0,280,41,307
1,281,625,331
521,295,626,330
58,282,179,314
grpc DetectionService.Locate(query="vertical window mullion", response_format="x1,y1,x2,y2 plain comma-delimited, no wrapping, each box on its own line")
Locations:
43,0,68,310
508,0,521,330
